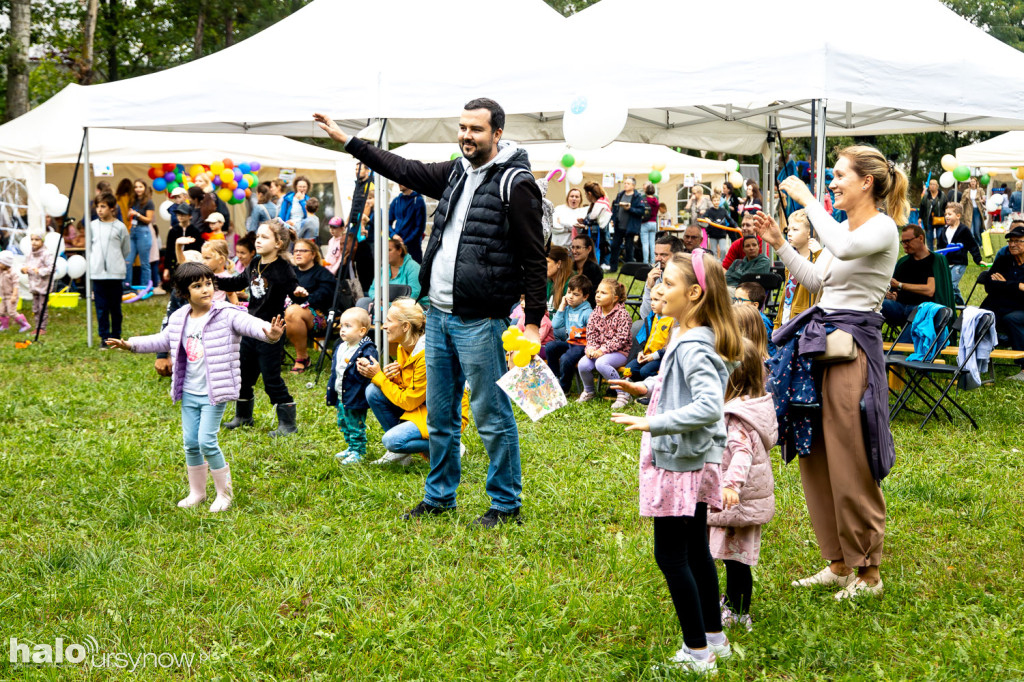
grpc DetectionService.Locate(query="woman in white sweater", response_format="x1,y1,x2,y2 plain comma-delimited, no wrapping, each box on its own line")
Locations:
753,145,908,601
552,188,586,248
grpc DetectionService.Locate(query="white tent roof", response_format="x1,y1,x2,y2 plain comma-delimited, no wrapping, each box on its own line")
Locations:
78,0,1024,156
392,141,732,178
956,132,1024,168
0,85,352,168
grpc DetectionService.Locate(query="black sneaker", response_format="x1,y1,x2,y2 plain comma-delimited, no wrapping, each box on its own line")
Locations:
401,500,453,520
472,508,522,527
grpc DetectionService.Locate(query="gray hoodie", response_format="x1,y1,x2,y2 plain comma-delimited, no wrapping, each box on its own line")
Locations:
645,325,732,473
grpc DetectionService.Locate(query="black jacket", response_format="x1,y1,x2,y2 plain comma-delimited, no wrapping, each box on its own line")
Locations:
325,336,378,411
919,192,947,230
344,137,546,326
935,223,982,267
611,191,645,235
293,263,339,312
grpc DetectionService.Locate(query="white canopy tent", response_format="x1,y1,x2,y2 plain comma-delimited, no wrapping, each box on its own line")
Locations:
956,132,1024,168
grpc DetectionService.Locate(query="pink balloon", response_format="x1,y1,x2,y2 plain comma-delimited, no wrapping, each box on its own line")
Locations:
545,169,566,183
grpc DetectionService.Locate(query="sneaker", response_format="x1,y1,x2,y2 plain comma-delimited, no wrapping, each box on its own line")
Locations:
1009,370,1024,382
600,264,612,272
610,393,632,409
791,565,857,588
334,449,353,461
664,647,717,674
402,500,453,520
472,507,522,527
152,287,167,295
373,450,411,465
835,578,884,601
706,637,732,661
339,451,363,465
576,391,595,404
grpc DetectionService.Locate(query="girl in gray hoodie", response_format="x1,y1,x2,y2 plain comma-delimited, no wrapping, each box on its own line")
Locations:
611,249,743,674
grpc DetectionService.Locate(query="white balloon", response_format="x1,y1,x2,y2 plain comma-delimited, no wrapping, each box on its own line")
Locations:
566,167,584,185
159,200,173,222
729,171,745,189
659,172,671,184
42,183,60,198
54,256,68,280
562,92,629,151
939,171,955,189
19,236,30,254
66,254,87,279
43,193,68,217
43,231,64,255
986,194,1005,212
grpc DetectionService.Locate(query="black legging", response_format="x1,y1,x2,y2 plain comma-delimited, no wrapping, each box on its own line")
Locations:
652,503,722,650
723,560,752,615
238,336,293,404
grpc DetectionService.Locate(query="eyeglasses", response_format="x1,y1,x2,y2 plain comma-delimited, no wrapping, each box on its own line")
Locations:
900,236,920,246
293,248,313,254
1007,238,1024,245
732,296,753,304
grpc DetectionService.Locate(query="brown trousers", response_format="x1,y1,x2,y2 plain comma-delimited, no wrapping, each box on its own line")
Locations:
799,352,887,567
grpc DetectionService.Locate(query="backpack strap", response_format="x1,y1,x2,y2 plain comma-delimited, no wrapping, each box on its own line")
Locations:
500,167,533,211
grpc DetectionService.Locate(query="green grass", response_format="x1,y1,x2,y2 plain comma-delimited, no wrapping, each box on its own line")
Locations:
1,271,1023,680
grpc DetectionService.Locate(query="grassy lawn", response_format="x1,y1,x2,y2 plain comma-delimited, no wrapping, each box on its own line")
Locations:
1,266,1022,680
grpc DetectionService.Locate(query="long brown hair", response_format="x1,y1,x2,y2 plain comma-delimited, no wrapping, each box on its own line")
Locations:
572,235,597,265
133,179,152,205
837,145,910,225
583,181,605,205
547,245,573,309
295,238,324,267
725,338,767,402
732,303,768,360
668,251,742,362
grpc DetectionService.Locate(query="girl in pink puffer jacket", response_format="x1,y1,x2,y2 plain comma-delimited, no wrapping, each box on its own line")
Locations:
107,263,284,513
708,338,778,630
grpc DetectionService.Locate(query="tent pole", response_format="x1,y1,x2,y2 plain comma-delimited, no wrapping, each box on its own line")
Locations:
82,128,93,348
766,118,778,260
373,120,390,352
812,100,828,201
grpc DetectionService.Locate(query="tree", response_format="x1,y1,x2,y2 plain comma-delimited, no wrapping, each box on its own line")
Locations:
942,0,1024,51
4,0,30,121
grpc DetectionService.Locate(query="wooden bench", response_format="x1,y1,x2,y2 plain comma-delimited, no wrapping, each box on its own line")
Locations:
886,342,1024,362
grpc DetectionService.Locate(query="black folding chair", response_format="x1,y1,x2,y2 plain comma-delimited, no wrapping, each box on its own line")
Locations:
739,271,783,314
617,262,652,319
888,313,992,430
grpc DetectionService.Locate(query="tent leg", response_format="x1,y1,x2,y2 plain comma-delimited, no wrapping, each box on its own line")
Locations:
812,99,828,201
82,128,93,348
766,119,778,260
373,120,390,353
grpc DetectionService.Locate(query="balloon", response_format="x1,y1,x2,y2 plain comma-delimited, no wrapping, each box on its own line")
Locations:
167,182,179,194
939,171,955,189
233,188,246,201
567,168,584,185
660,172,671,184
212,175,222,187
501,329,517,347
53,256,67,280
219,169,234,183
525,341,541,356
216,188,233,202
43,193,68,216
228,181,238,190
211,160,225,175
153,178,167,192
729,171,744,189
986,194,1004,212
244,188,251,198
1016,167,1024,180
561,153,575,168
162,163,175,173
648,170,662,184
159,200,173,221
250,161,261,172
727,159,740,172
238,163,251,174
652,163,666,172
953,165,971,182
233,168,243,181
66,254,87,279
562,92,628,150
512,350,531,367
545,169,566,183
238,177,249,190
43,231,63,255
161,171,173,183
151,164,163,172
190,164,205,178
979,173,991,186
222,158,234,170
450,152,461,160
42,183,60,198
940,154,958,172
147,167,158,180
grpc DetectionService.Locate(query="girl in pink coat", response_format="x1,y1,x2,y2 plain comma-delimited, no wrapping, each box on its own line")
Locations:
708,338,778,630
107,262,284,513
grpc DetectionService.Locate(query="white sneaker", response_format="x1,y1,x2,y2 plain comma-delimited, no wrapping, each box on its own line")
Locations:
835,578,884,601
460,442,466,457
792,565,858,588
576,391,595,404
373,450,409,465
1009,370,1024,382
339,451,363,465
706,637,732,660
665,647,717,674
610,393,632,409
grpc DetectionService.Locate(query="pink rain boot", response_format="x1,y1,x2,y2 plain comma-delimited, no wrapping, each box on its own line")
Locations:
0,316,9,331
14,313,31,332
209,464,233,513
177,463,209,508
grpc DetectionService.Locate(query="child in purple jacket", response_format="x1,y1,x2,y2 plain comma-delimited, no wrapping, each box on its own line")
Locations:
107,262,284,512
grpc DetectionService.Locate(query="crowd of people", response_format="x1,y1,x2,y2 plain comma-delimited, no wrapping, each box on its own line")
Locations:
6,95,1024,675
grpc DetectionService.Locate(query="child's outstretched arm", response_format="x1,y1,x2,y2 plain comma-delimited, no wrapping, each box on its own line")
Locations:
105,338,132,351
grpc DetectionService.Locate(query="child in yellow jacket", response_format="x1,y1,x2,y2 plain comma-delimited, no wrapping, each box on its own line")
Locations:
622,289,673,381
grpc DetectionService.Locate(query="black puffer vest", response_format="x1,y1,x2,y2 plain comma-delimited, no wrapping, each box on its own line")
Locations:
419,147,533,319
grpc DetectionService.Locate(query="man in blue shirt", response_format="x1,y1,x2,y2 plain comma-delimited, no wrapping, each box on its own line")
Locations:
389,184,427,263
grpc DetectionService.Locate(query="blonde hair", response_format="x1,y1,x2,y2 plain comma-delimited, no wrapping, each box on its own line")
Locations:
837,145,910,225
732,302,768,360
725,338,767,403
201,240,229,270
668,251,742,362
341,306,370,330
260,219,294,264
386,297,426,342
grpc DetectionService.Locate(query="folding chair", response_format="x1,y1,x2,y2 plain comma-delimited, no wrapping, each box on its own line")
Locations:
616,262,652,319
888,313,992,430
739,271,783,314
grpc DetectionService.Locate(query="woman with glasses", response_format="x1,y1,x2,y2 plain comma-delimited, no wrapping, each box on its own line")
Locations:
284,239,337,373
570,234,604,309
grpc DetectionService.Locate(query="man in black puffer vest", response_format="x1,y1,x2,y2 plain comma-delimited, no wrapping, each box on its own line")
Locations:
315,99,545,527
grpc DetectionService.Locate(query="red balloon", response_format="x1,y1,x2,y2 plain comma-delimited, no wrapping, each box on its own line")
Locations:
223,158,234,170
147,167,158,179
162,163,175,173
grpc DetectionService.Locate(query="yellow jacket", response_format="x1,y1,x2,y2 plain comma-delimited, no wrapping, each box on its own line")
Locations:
370,335,470,439
774,249,821,330
643,315,674,355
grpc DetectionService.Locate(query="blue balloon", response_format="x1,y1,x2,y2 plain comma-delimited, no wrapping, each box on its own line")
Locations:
238,163,251,174
237,177,249,189
153,178,167,191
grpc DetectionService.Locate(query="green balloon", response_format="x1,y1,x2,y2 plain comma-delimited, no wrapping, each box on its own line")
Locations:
561,153,575,168
953,165,971,182
648,170,662,184
450,152,461,160
979,173,991,186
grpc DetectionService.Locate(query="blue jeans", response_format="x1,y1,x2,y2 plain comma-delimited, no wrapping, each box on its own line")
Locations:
544,339,586,392
424,309,521,512
181,391,227,470
366,383,429,455
640,221,658,264
624,356,662,381
950,264,966,306
707,236,731,261
881,299,917,342
125,225,152,288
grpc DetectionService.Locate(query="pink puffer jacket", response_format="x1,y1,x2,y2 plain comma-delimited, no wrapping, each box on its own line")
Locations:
24,246,53,294
129,301,270,405
707,393,778,528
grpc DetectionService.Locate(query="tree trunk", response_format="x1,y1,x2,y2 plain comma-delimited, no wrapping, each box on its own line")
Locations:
4,0,31,121
80,0,99,84
224,9,235,47
103,0,119,82
194,1,206,58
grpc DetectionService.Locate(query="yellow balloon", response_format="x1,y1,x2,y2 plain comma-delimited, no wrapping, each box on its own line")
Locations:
507,325,522,336
941,154,958,173
220,169,235,183
513,350,531,367
211,160,225,175
575,159,585,168
190,164,205,178
1016,167,1024,181
501,329,517,346
216,187,233,202
526,341,541,356
652,163,666,172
